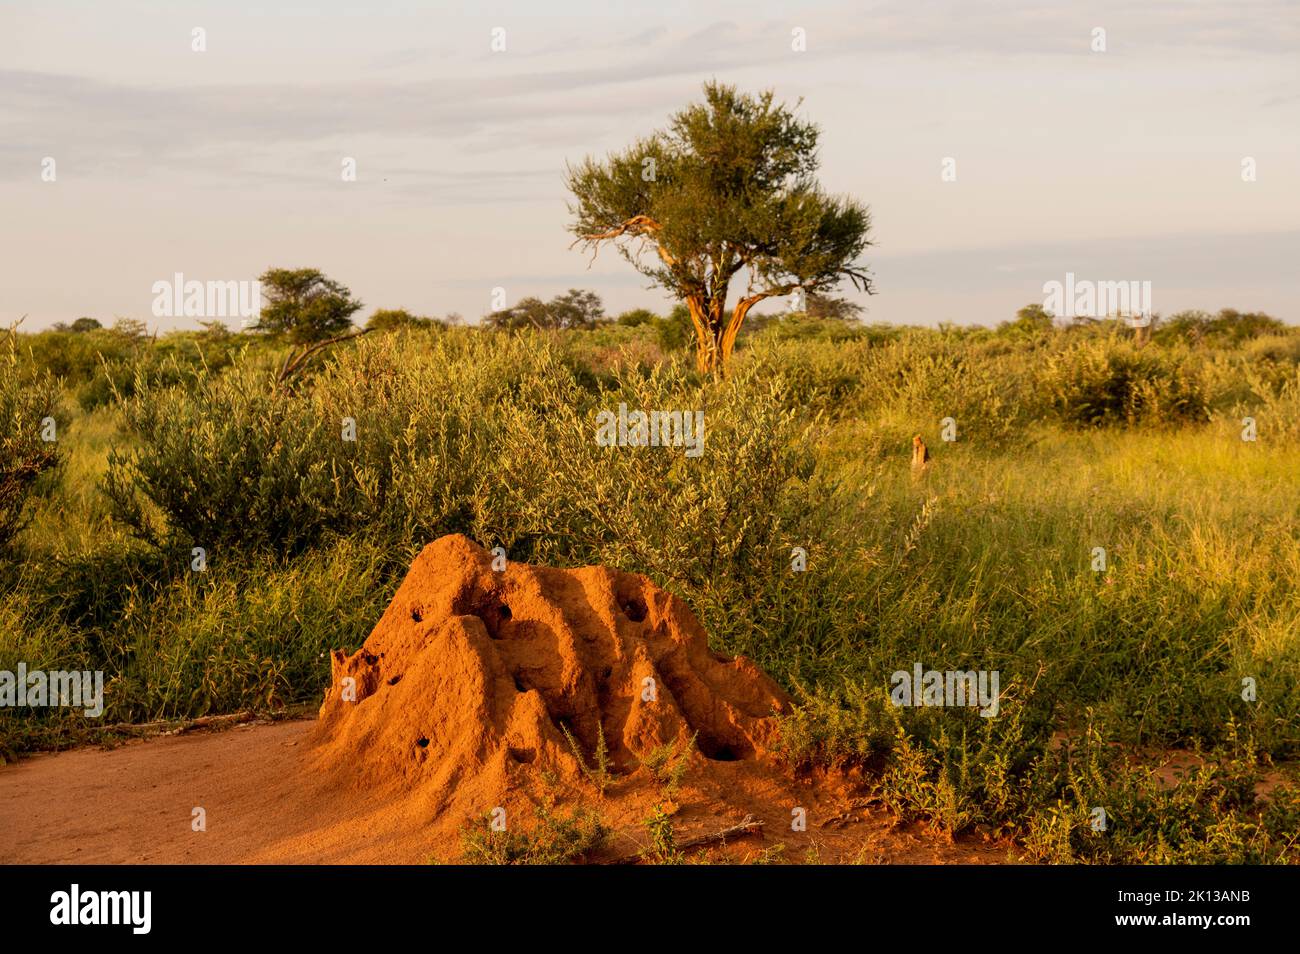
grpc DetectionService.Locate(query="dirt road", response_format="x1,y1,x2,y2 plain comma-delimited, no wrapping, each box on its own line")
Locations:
0,720,440,864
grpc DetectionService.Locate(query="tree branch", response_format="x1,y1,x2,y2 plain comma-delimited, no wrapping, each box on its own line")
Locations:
572,214,663,246
275,328,370,388
602,814,764,864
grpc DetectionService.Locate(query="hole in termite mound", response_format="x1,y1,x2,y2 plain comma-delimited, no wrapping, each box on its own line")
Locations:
457,593,513,639
694,731,747,762
619,596,648,623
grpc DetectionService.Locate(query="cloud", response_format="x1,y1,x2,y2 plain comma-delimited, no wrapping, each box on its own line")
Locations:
0,18,801,181
4,0,1294,183
876,229,1300,297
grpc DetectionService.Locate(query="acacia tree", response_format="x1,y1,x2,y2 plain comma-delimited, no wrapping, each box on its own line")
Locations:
253,268,363,344
567,81,873,375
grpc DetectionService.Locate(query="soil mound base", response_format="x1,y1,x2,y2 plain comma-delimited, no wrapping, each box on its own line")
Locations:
310,535,791,822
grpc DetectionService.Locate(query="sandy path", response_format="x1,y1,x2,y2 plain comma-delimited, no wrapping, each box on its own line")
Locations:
0,720,447,864
0,719,1013,865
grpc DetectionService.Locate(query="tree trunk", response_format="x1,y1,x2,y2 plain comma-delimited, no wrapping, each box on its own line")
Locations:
687,296,729,375
685,297,713,374
688,296,756,377
720,299,756,369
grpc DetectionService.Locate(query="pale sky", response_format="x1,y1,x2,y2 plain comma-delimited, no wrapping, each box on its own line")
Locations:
2,0,1298,330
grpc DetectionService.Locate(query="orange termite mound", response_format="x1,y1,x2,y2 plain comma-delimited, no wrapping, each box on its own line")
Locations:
309,534,791,824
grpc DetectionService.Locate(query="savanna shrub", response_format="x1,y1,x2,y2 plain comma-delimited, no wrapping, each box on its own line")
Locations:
470,355,860,668
1156,308,1286,346
735,332,1036,447
1239,363,1300,442
751,314,870,345
103,330,585,554
849,334,1035,447
1242,333,1300,367
18,325,244,410
477,358,821,580
0,343,62,551
738,338,868,418
1040,339,1210,428
104,325,864,673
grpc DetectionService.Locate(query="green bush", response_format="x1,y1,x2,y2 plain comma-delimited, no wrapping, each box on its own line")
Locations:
1239,364,1300,442
103,329,574,554
16,324,245,411
101,328,855,678
1040,338,1210,428
1156,308,1286,347
852,333,1035,447
458,799,609,864
1,338,63,551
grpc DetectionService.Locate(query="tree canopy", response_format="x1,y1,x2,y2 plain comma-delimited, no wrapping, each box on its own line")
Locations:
365,308,445,333
484,289,606,331
253,268,363,344
566,81,872,374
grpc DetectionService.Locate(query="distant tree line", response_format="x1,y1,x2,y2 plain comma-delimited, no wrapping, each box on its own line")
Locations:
35,265,1285,354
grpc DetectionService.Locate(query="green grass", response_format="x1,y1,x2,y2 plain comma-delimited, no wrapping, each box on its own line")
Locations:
21,405,127,555
639,803,685,865
641,733,696,794
2,317,1298,862
457,799,609,865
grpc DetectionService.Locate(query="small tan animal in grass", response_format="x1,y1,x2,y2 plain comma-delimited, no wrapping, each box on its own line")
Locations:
911,434,931,478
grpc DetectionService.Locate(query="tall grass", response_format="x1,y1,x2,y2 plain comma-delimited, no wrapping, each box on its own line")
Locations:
3,317,1298,861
